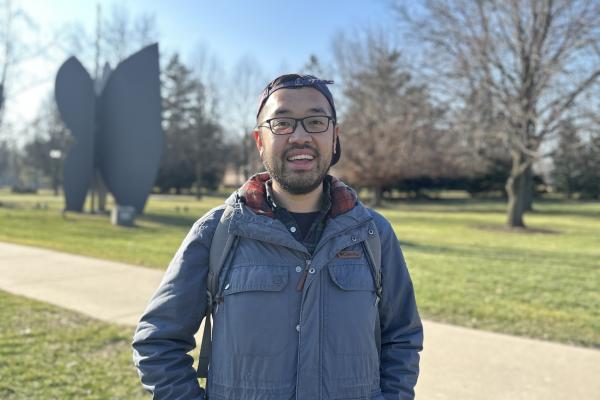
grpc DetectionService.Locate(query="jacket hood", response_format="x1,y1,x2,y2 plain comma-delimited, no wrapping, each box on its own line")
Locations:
232,172,357,218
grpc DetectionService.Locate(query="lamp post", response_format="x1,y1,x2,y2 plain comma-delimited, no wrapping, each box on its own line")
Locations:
49,149,62,196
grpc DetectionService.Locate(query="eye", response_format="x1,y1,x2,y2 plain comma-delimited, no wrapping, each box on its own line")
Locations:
272,118,293,128
306,117,327,126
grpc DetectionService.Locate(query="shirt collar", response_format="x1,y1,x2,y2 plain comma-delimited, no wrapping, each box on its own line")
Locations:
264,177,332,215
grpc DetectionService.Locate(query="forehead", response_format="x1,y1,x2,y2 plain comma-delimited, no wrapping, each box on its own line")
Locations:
261,87,331,118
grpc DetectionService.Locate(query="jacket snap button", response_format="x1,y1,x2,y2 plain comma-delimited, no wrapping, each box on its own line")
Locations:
308,268,316,274
296,324,300,332
295,266,302,272
368,229,374,235
351,236,357,241
290,226,297,233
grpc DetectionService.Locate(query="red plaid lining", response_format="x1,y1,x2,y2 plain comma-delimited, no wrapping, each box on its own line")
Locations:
238,172,356,218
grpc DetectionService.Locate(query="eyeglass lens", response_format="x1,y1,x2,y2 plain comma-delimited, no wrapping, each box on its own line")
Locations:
270,116,330,135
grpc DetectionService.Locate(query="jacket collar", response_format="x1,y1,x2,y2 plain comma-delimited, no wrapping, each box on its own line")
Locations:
235,172,358,219
225,173,372,254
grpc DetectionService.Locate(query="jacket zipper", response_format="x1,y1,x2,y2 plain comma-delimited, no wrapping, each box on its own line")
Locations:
296,220,371,292
296,258,311,291
311,220,371,257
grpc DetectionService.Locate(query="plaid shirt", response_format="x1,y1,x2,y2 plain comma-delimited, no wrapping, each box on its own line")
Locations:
237,172,357,254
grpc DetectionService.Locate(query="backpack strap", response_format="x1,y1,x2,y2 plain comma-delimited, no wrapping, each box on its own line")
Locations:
363,220,382,302
207,204,236,300
362,220,382,357
197,203,237,379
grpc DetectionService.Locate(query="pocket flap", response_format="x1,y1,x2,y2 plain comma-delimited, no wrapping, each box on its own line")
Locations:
328,264,374,291
224,265,288,295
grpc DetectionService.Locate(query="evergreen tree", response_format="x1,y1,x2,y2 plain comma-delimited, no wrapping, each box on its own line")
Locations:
552,122,584,199
579,133,600,199
156,53,225,194
156,54,201,193
190,90,225,193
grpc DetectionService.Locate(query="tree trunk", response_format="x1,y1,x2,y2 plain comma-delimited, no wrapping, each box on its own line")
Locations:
505,153,529,228
52,162,60,196
523,164,534,212
373,186,383,207
195,180,203,199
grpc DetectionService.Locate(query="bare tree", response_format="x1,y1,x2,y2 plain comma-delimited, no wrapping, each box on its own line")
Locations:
333,31,453,205
301,54,336,80
395,0,600,227
190,43,224,119
229,56,266,179
0,0,17,128
59,4,158,78
0,0,47,130
100,4,158,69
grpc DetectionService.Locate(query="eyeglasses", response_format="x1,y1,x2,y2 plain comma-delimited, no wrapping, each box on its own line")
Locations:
258,116,335,135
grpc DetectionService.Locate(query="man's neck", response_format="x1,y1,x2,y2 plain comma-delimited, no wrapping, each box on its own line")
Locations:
271,180,323,213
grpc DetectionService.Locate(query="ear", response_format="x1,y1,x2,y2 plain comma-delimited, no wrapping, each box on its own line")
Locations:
333,124,341,152
253,129,264,158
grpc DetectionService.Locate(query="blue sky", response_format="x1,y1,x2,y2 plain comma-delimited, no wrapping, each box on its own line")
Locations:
8,0,395,135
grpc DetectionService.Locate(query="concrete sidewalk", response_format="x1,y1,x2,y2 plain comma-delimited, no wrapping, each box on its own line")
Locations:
0,242,598,399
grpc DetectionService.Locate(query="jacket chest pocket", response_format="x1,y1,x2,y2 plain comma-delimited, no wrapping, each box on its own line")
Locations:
325,263,378,356
218,265,291,356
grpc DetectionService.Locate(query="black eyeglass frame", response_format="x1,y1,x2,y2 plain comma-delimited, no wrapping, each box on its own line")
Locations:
257,115,336,135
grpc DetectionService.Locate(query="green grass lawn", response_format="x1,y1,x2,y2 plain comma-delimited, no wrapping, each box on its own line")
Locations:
381,199,600,347
1,189,599,349
0,189,224,268
0,289,148,399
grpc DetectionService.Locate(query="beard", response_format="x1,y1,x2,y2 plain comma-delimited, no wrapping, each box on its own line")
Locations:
263,145,331,195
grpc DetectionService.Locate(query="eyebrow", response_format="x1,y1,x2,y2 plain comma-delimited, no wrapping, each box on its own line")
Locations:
273,107,328,116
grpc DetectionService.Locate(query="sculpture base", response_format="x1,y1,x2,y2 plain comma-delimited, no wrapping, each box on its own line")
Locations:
111,205,136,227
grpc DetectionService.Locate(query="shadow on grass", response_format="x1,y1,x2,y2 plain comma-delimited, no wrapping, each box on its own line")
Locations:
138,213,197,228
472,224,562,235
528,208,600,219
0,201,18,209
401,240,599,270
379,197,600,218
376,197,508,214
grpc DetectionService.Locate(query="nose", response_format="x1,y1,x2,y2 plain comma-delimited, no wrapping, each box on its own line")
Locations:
288,122,313,144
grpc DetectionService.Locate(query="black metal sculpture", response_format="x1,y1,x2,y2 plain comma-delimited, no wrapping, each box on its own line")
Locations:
55,44,163,214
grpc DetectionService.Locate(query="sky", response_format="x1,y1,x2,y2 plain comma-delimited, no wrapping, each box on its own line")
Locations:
6,0,396,140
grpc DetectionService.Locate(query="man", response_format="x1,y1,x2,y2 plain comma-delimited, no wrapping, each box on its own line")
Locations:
132,74,423,400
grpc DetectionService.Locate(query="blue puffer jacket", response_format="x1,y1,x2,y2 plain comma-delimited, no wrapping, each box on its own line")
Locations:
132,187,423,400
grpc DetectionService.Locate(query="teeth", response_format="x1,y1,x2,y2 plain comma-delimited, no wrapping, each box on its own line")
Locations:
288,154,314,161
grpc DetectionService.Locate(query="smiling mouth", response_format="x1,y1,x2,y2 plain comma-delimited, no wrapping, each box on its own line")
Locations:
287,154,315,161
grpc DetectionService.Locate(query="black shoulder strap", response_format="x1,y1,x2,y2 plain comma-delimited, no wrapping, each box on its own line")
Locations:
362,220,383,357
207,204,236,298
363,220,382,301
198,203,236,379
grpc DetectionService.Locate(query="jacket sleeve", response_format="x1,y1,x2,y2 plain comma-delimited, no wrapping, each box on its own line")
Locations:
132,207,223,399
372,212,424,400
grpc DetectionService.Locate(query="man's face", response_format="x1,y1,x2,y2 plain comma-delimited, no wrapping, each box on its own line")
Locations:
253,87,339,195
